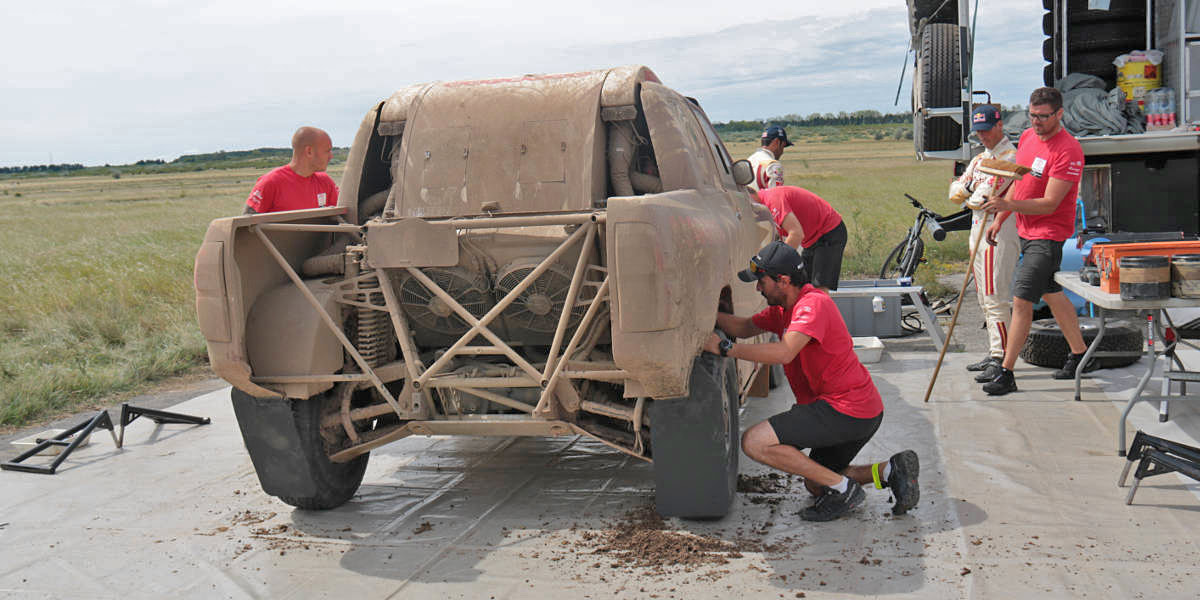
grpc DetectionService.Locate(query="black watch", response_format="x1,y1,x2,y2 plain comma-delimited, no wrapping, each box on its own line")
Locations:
718,338,734,357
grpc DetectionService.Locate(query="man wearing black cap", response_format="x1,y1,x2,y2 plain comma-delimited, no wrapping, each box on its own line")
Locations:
703,241,920,521
747,125,794,191
949,105,1019,383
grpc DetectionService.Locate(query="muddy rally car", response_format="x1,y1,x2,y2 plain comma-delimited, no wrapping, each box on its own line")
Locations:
193,65,775,518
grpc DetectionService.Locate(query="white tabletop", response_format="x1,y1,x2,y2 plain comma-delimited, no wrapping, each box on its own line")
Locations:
1054,271,1200,311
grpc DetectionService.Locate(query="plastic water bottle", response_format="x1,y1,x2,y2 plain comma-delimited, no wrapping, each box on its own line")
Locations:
1163,88,1177,129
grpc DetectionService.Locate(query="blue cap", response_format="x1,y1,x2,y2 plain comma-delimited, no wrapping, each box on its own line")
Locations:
971,105,1002,131
761,125,794,147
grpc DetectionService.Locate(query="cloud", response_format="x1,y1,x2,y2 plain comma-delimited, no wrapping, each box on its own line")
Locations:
1,1,1048,167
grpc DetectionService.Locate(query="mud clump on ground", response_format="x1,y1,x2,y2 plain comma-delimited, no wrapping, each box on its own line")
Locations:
737,472,792,494
579,505,764,571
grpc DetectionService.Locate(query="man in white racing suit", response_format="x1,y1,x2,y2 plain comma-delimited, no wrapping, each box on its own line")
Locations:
950,105,1020,383
747,125,793,191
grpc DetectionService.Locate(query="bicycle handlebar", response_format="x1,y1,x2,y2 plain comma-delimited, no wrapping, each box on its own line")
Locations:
926,218,947,241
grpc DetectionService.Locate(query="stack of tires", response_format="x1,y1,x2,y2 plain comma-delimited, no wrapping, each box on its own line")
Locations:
1042,0,1146,88
908,0,965,153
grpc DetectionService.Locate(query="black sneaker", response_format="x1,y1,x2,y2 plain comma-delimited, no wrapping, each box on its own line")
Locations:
966,356,997,372
886,450,920,515
974,362,1002,383
800,480,865,522
982,367,1018,395
1052,352,1099,380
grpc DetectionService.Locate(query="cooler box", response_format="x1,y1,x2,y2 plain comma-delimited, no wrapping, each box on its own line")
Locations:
1091,241,1200,294
832,280,904,338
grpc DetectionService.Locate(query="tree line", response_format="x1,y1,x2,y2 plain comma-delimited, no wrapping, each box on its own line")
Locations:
714,110,912,133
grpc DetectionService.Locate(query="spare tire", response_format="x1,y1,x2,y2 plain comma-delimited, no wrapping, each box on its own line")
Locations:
907,0,958,37
914,23,963,152
1020,317,1143,369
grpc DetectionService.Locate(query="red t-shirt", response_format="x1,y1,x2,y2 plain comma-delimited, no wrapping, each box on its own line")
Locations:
1011,127,1083,241
245,166,339,213
757,186,843,248
750,285,883,419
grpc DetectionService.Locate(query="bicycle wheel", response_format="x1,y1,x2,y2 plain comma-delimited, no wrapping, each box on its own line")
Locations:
880,237,925,279
899,237,925,278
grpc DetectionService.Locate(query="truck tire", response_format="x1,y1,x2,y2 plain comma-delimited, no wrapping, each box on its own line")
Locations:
649,352,739,519
1019,317,1143,369
231,388,369,510
915,23,962,153
907,0,957,37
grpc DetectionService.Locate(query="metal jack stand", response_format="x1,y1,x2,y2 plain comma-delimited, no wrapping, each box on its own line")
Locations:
2,404,210,475
118,403,211,448
1119,431,1200,505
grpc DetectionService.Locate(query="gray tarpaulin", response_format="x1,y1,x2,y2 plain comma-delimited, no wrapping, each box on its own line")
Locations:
1004,73,1144,138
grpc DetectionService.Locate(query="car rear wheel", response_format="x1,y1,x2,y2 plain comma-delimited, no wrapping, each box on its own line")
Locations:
231,387,369,510
649,352,740,519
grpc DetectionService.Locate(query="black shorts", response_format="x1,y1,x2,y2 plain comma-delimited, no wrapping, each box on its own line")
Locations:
800,220,847,290
767,400,882,473
1012,237,1065,302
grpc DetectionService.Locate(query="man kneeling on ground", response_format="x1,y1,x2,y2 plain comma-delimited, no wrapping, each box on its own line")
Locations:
703,241,919,521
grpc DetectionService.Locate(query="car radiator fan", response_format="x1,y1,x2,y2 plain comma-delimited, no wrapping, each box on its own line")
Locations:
495,259,585,337
397,266,492,345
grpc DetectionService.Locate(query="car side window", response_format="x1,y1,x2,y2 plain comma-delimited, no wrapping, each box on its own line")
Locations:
686,101,737,189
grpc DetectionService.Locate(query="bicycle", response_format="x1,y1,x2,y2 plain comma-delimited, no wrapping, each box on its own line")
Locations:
879,193,972,280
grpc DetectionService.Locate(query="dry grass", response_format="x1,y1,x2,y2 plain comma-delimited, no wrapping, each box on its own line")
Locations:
0,167,345,426
0,139,964,428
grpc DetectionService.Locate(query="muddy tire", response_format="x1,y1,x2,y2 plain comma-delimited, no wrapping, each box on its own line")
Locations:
1019,317,1143,369
649,352,740,519
231,388,369,510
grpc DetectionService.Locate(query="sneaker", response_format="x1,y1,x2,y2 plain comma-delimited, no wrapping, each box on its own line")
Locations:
800,480,865,522
966,356,997,372
974,362,1002,383
982,367,1018,396
886,450,920,515
1052,352,1099,380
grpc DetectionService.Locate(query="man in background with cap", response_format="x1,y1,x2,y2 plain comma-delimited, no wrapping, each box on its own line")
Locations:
949,105,1019,383
747,125,793,191
703,241,920,522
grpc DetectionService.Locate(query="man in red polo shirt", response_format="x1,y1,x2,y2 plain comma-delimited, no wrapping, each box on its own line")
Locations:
703,241,920,521
756,186,847,291
244,126,339,214
979,87,1091,395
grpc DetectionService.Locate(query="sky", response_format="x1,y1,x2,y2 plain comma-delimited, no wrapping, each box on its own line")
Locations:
1,0,1046,168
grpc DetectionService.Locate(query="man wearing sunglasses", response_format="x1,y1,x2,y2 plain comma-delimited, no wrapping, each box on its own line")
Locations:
702,241,920,521
979,87,1091,396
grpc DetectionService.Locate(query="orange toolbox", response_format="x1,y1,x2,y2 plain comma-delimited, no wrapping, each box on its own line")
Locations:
1090,241,1200,294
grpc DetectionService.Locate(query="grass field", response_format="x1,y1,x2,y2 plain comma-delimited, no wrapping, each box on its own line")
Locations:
0,139,967,430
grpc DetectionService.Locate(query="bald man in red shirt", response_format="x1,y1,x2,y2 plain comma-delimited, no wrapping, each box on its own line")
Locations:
244,126,339,214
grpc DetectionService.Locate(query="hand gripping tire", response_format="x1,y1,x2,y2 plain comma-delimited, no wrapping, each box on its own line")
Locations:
231,387,369,510
648,351,740,519
1019,317,1144,369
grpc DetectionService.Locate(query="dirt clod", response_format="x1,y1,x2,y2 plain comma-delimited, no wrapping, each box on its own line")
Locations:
737,473,791,494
